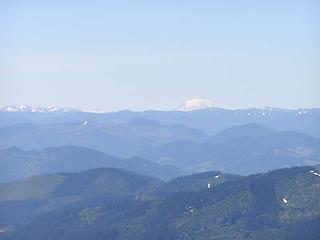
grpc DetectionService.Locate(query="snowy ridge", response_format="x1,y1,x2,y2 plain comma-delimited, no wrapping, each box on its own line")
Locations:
1,105,79,113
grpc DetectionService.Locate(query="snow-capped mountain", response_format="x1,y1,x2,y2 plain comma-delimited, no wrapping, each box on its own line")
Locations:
1,105,78,113
179,99,215,111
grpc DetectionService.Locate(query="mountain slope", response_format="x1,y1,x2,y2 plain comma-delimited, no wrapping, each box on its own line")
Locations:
209,123,278,143
103,107,320,137
0,119,208,157
143,166,320,240
143,123,320,175
0,167,162,202
156,170,242,197
0,167,162,235
0,122,138,157
0,146,183,183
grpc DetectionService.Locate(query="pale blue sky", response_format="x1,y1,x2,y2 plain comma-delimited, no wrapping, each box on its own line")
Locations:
0,0,319,111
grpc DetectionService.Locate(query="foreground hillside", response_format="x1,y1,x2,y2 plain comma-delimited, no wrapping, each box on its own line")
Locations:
1,166,320,240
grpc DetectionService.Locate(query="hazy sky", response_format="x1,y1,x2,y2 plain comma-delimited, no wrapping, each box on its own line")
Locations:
0,0,319,111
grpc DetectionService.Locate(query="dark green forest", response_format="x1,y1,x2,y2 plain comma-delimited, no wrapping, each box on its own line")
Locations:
1,166,320,240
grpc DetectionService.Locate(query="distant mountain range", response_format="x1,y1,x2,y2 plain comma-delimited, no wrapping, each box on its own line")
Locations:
1,104,320,181
1,166,320,239
1,104,320,137
1,123,319,182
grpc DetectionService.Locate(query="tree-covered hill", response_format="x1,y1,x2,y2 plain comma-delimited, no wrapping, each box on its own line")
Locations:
1,166,320,240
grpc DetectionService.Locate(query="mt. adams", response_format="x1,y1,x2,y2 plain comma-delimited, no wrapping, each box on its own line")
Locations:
179,99,215,111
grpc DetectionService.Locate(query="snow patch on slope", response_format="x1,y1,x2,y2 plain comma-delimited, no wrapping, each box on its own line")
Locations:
283,197,288,205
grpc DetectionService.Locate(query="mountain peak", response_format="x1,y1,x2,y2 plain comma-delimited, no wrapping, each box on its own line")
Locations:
179,99,215,111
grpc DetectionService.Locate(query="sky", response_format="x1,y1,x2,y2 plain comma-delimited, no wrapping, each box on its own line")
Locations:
0,0,319,111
